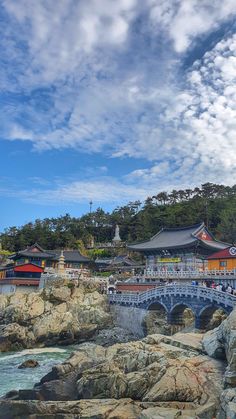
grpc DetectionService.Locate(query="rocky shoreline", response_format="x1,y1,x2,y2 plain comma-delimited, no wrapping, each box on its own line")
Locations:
0,281,113,351
0,281,235,418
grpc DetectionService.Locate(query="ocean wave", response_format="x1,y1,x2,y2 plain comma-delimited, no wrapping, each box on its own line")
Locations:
0,347,67,361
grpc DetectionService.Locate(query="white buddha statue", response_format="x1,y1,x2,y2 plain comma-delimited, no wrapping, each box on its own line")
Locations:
113,224,121,242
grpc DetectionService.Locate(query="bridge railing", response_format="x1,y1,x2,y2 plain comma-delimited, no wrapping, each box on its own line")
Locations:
108,285,236,308
144,269,236,279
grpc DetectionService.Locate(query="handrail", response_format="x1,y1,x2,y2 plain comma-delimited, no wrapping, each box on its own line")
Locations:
108,284,236,308
143,269,236,279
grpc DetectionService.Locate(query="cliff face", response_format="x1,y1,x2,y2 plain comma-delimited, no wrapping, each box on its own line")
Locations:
0,282,112,351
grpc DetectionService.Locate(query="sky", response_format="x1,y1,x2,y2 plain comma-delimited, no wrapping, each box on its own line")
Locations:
0,0,236,231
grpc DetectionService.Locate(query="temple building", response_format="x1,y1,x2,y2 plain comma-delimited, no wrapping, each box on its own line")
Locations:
9,243,90,270
0,263,43,294
128,223,229,273
207,247,236,271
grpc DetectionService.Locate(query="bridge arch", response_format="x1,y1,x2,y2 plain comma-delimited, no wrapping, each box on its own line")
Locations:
196,304,229,330
147,300,168,313
142,301,168,336
169,302,195,327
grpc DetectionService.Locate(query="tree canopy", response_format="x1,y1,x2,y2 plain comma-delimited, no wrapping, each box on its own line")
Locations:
1,183,235,252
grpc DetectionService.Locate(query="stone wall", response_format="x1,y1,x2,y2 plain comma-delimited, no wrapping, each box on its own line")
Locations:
110,305,146,337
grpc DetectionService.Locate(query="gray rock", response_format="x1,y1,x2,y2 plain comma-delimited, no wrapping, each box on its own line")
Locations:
18,359,39,369
202,328,225,359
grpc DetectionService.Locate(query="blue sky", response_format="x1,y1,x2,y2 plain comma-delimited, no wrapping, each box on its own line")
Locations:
0,0,236,232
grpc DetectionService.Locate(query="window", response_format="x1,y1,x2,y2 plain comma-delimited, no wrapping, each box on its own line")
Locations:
219,261,227,267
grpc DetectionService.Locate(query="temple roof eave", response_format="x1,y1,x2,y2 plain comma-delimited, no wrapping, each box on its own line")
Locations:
128,241,198,253
127,222,229,254
128,240,228,254
9,252,55,260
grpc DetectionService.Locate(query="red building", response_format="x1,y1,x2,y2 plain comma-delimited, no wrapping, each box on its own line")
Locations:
0,263,44,294
207,247,236,271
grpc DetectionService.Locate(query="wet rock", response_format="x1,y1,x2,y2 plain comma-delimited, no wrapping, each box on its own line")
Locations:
3,390,19,400
18,359,39,369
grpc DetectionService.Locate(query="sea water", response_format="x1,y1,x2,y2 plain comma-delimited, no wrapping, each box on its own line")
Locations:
0,347,73,397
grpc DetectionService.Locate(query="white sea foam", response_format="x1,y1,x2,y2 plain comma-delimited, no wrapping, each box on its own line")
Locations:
0,347,67,361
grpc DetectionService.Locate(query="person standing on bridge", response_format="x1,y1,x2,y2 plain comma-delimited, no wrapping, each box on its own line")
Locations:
227,284,232,294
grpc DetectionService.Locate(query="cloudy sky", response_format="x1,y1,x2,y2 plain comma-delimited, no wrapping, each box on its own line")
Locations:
0,0,236,230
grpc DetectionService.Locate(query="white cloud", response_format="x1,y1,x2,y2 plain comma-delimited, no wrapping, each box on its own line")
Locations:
149,0,236,52
2,0,137,85
0,177,150,205
117,33,236,188
1,1,236,199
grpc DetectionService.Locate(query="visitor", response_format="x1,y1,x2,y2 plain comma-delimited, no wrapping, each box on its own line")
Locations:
216,283,222,292
222,284,226,292
226,284,232,294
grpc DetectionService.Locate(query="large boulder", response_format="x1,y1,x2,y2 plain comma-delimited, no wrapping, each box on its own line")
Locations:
0,323,35,351
203,308,236,363
203,308,236,391
202,328,226,359
42,286,71,303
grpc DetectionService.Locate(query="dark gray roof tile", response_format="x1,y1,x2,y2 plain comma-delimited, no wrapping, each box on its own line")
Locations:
128,223,228,252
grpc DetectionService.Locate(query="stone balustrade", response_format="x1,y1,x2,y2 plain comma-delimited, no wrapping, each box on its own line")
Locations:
108,285,236,329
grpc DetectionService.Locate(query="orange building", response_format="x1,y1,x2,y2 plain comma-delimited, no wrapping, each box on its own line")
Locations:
207,247,236,271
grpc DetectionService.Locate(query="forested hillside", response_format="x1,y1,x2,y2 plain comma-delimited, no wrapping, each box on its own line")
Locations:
1,183,236,252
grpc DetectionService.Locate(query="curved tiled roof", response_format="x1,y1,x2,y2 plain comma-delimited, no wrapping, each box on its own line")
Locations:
207,247,236,259
128,223,228,252
52,250,90,263
9,244,90,263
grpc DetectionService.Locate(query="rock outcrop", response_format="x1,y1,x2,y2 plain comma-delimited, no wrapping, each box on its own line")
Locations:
203,308,236,418
203,308,236,384
0,398,223,419
6,334,224,418
0,281,112,351
18,359,39,369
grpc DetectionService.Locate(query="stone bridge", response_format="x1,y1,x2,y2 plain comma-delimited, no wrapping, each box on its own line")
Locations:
109,285,236,329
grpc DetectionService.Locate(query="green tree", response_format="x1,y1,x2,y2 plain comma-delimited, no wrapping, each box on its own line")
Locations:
217,204,236,244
